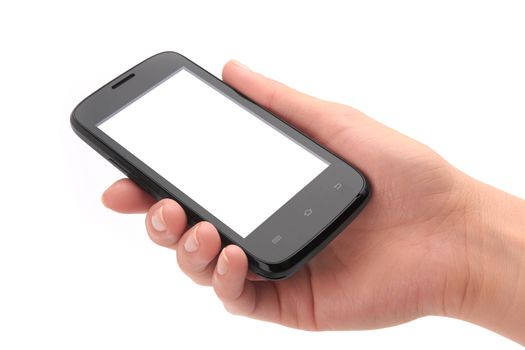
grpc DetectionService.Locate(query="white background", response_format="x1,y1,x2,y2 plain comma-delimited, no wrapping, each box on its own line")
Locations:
0,1,524,349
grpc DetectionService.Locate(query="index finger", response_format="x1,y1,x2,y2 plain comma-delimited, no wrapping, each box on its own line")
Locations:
102,178,156,213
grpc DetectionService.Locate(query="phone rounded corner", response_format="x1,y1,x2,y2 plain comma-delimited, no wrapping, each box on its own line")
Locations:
352,166,371,205
70,107,87,138
358,175,372,204
70,101,95,141
249,258,298,280
69,106,81,129
153,51,188,62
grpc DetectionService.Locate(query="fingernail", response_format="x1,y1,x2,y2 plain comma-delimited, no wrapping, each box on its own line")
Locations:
217,250,229,276
184,224,200,253
151,205,167,232
230,59,250,71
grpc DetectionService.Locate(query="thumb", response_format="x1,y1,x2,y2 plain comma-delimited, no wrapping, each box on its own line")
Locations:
221,60,369,151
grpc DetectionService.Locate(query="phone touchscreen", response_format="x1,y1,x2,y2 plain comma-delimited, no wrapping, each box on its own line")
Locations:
99,68,329,237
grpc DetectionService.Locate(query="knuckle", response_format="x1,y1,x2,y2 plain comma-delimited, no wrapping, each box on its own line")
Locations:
178,252,215,283
222,298,255,317
223,301,242,315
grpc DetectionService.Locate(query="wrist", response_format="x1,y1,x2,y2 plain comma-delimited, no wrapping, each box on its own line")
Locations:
451,178,525,343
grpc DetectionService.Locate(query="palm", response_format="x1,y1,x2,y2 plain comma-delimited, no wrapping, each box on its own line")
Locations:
259,107,464,330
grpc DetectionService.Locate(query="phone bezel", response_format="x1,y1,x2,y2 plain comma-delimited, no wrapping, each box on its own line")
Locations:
71,52,370,279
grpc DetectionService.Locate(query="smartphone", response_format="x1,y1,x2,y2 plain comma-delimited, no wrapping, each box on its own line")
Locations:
71,52,370,279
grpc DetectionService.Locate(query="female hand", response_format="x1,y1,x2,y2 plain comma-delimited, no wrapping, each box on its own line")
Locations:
102,60,525,343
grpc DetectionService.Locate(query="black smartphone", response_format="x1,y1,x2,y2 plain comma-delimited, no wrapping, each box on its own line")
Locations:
71,52,370,279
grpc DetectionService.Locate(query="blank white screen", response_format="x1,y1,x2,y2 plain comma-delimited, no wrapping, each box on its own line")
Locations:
100,68,329,237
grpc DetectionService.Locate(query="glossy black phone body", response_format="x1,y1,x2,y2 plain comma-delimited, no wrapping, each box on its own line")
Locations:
71,52,370,279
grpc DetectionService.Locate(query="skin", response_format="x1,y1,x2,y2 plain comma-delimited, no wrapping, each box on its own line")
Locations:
101,60,525,344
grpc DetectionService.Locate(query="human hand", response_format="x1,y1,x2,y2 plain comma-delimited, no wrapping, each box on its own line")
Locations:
102,60,525,341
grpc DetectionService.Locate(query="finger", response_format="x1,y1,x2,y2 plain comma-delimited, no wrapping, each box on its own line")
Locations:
176,221,222,285
145,198,188,248
102,178,156,213
212,245,258,316
222,60,367,148
212,246,298,325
